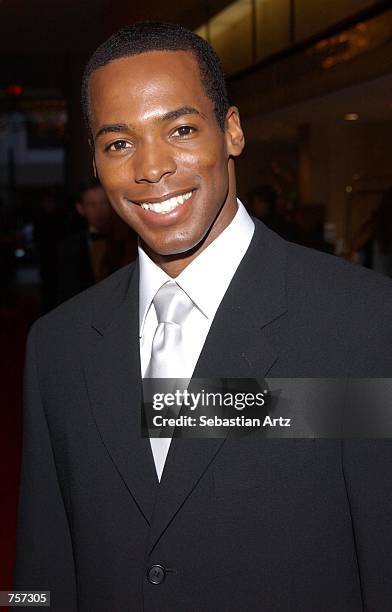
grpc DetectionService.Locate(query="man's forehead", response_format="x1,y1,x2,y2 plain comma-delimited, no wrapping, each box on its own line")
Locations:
89,51,210,109
92,50,201,85
89,51,213,130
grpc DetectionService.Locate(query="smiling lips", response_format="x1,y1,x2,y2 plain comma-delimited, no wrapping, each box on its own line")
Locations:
136,190,193,214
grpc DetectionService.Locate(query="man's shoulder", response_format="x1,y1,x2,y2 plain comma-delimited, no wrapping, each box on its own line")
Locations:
283,240,392,374
32,261,136,339
252,219,392,306
285,239,392,305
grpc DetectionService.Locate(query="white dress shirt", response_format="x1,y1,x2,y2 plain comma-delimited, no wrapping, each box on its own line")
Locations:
139,199,255,480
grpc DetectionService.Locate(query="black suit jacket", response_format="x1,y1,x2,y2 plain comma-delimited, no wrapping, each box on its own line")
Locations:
14,220,392,611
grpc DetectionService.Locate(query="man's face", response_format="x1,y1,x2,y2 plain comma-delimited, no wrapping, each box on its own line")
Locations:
89,50,244,268
76,186,112,233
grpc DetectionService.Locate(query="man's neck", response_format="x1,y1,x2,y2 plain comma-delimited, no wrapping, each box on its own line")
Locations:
142,197,239,278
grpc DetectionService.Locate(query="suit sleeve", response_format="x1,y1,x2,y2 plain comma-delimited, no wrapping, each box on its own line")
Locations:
13,322,78,612
342,440,392,611
342,318,392,611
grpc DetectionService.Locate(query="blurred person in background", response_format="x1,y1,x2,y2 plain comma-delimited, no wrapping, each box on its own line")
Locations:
294,205,331,253
248,184,296,241
351,186,392,277
57,179,138,302
75,178,115,283
372,186,392,276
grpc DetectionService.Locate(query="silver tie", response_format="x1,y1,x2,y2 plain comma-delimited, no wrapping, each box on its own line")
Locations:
145,280,195,481
145,280,194,379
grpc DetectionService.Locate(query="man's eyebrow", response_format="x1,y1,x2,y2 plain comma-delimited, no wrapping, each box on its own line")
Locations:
159,106,205,122
94,123,129,140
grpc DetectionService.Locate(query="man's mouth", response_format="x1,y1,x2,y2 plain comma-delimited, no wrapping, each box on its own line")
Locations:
137,190,193,214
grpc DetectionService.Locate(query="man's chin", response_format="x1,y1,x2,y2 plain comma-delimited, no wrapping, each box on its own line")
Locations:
139,220,219,270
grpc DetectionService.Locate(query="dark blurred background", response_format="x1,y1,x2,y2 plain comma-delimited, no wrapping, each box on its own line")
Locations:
1,0,392,592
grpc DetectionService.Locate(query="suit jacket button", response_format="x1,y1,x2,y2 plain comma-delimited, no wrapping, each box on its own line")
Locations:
147,564,166,585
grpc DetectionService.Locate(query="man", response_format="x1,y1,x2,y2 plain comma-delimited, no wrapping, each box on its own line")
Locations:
14,22,392,611
247,184,296,241
57,180,138,302
75,179,113,283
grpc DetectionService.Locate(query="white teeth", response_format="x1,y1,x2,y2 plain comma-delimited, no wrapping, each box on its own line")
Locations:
140,190,193,213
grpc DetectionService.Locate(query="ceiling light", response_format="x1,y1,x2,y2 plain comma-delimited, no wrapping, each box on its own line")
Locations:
344,113,359,121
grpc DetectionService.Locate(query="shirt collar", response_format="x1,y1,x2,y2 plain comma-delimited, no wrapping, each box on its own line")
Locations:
138,248,171,338
138,199,254,337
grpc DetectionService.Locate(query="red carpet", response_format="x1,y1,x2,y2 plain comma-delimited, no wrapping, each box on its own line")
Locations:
0,295,39,594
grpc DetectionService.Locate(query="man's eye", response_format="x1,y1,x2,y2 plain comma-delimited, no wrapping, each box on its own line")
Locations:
173,126,196,138
107,140,131,151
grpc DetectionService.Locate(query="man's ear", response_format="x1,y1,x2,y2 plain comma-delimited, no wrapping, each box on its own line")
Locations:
225,106,245,157
89,138,98,179
75,201,85,217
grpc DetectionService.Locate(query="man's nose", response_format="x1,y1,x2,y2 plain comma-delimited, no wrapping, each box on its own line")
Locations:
134,142,176,184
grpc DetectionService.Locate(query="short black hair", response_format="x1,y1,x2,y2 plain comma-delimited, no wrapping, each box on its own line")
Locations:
81,21,230,134
76,178,102,202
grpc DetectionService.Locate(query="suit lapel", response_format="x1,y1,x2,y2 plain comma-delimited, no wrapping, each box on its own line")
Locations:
84,262,158,525
147,221,287,553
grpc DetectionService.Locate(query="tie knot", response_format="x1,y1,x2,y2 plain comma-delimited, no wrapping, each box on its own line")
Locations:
153,280,194,325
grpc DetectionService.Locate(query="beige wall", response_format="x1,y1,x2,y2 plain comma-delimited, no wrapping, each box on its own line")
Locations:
295,0,377,42
256,0,291,60
211,1,253,74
